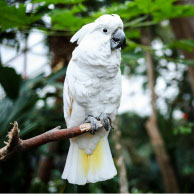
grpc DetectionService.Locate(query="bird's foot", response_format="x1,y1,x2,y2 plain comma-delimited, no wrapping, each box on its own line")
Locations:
98,113,113,131
85,115,99,135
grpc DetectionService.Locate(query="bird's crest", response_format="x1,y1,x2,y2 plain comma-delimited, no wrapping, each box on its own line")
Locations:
70,23,94,44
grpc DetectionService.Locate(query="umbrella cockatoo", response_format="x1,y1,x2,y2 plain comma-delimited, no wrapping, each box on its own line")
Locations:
62,14,125,185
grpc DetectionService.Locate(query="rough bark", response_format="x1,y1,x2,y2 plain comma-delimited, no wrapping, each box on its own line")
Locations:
37,142,57,183
0,121,102,162
141,27,179,193
170,0,194,96
112,117,129,194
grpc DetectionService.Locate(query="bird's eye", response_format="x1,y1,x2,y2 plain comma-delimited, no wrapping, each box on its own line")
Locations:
103,28,108,33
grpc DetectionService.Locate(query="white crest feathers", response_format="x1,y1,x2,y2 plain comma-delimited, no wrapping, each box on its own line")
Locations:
70,23,94,44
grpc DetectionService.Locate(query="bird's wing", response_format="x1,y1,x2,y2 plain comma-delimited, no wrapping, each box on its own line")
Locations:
63,77,74,128
63,73,86,128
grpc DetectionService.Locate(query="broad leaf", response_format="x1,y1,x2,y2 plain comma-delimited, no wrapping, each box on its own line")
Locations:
0,66,22,100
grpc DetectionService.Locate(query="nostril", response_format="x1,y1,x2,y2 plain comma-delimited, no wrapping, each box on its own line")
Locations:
113,37,120,42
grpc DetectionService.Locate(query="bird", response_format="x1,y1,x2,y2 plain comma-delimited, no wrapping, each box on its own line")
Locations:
62,14,126,185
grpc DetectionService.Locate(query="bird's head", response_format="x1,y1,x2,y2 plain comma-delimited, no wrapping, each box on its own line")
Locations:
71,14,126,54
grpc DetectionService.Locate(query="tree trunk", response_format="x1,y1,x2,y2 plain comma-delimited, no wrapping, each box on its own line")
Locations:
112,117,129,194
141,27,179,193
37,142,57,183
170,0,194,96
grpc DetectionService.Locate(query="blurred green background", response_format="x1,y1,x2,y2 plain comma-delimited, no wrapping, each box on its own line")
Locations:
0,0,194,193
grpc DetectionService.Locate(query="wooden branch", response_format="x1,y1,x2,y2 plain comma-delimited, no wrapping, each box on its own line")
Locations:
0,121,102,161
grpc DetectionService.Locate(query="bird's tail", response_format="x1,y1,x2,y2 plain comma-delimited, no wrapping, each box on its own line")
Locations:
62,137,117,185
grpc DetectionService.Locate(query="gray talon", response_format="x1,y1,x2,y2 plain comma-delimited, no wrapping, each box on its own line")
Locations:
85,115,99,135
98,113,112,131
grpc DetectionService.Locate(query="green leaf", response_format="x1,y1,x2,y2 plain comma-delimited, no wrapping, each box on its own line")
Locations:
125,15,148,28
125,29,141,39
0,66,22,100
50,7,90,31
92,2,142,21
31,0,85,5
120,63,125,74
135,0,157,14
174,124,193,135
152,3,194,21
169,40,194,52
46,67,67,84
0,1,42,31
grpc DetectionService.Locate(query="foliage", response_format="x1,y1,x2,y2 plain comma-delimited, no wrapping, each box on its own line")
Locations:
174,122,194,135
0,1,42,31
0,65,22,99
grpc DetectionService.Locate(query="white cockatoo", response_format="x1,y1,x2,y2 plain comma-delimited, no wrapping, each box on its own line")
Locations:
62,14,125,185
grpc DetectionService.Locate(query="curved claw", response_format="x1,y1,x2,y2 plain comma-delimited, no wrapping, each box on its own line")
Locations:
98,113,112,131
85,115,99,135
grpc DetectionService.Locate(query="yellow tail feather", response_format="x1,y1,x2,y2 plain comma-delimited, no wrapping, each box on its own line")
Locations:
80,138,103,175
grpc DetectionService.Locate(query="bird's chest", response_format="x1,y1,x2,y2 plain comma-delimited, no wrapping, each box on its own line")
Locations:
75,71,121,110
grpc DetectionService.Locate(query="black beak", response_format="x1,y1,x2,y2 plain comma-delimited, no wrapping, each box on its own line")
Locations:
111,28,126,50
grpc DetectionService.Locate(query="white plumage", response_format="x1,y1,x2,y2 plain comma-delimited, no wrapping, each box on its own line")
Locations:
62,14,124,185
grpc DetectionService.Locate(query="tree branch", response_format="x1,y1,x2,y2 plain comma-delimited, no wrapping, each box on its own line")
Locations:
0,121,102,161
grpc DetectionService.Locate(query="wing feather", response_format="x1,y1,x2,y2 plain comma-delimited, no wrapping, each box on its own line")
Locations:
63,77,73,127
